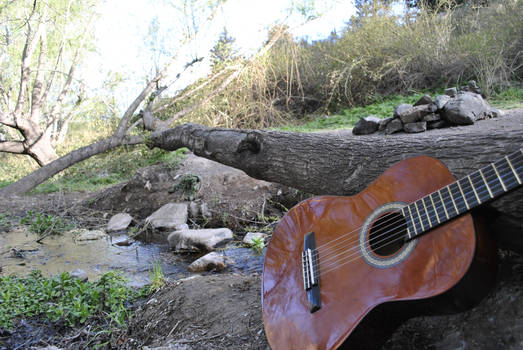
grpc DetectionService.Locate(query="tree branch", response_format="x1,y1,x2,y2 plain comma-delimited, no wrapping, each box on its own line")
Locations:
0,140,24,154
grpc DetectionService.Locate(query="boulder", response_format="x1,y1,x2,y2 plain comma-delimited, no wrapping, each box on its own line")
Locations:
75,229,106,241
434,95,451,110
187,252,229,272
403,121,427,133
384,118,403,135
413,94,433,106
145,203,188,230
441,92,490,125
352,116,381,135
243,232,267,245
106,213,133,232
168,228,233,252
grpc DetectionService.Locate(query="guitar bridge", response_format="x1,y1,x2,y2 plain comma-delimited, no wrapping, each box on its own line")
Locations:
302,232,321,313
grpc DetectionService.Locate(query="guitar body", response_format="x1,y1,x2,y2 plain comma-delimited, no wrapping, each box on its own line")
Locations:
262,156,497,350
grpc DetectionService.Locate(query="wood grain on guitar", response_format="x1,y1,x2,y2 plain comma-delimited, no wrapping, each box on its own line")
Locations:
262,151,522,350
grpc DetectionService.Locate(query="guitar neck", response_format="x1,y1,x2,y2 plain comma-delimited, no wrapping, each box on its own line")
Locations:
401,149,523,239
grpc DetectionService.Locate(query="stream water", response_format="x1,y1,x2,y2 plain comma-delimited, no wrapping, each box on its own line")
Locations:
0,227,264,286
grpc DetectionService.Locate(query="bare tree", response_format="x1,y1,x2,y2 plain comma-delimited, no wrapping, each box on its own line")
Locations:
0,0,97,165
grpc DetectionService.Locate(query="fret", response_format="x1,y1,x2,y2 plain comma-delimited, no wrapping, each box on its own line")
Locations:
449,183,464,214
437,190,449,220
479,168,494,199
455,179,470,210
505,155,521,185
414,200,426,231
422,196,435,228
445,186,459,217
508,151,523,185
484,163,505,197
459,177,480,208
429,193,441,224
405,205,418,237
471,171,492,203
492,162,507,192
401,207,413,239
467,175,481,204
408,203,423,235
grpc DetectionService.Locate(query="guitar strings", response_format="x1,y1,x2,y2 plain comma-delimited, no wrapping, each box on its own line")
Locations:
314,152,522,257
316,163,522,276
315,158,522,272
312,153,522,261
310,155,523,276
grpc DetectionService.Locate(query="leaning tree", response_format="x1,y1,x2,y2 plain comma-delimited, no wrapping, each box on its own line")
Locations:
0,0,98,166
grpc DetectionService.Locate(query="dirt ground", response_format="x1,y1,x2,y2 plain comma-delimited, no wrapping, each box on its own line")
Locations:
2,152,523,349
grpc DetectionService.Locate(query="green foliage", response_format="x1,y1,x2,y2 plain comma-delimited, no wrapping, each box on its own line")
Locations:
0,270,135,329
250,237,265,255
19,211,73,236
490,87,523,109
147,261,166,293
279,92,435,131
169,174,201,200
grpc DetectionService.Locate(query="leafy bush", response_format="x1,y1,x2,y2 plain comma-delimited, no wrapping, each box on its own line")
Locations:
19,211,73,236
0,271,135,329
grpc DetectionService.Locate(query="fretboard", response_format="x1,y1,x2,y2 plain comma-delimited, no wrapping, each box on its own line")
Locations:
401,149,523,240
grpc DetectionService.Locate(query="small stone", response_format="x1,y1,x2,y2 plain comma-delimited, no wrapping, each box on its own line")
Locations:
145,203,188,230
445,87,458,97
397,105,431,124
403,121,427,133
413,94,433,106
200,203,212,219
427,120,447,129
352,116,381,135
70,269,88,282
76,229,106,241
189,202,200,217
188,252,228,272
378,117,394,131
393,104,412,118
434,95,451,110
168,228,233,252
106,213,133,232
385,118,403,134
243,232,267,245
487,107,503,118
422,113,441,122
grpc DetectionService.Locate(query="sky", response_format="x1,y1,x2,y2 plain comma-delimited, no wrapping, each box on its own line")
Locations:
84,0,356,111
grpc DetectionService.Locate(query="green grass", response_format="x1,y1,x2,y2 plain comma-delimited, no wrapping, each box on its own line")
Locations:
278,86,523,132
30,146,187,194
490,87,523,109
0,270,137,329
278,92,437,132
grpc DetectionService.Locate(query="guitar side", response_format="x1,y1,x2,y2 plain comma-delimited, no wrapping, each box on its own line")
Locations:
261,156,497,350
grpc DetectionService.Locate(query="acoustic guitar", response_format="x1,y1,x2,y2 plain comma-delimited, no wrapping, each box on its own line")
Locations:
262,150,523,350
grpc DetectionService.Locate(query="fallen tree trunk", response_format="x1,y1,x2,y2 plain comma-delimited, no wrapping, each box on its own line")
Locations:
150,110,523,252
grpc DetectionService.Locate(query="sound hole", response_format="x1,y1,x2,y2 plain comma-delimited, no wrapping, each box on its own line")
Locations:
368,211,407,257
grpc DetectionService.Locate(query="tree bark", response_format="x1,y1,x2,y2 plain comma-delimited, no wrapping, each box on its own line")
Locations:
149,111,523,252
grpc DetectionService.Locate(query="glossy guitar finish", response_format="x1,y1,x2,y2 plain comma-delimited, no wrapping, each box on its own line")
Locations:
262,156,497,350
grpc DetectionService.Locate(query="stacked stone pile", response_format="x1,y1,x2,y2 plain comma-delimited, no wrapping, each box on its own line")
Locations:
352,81,503,136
